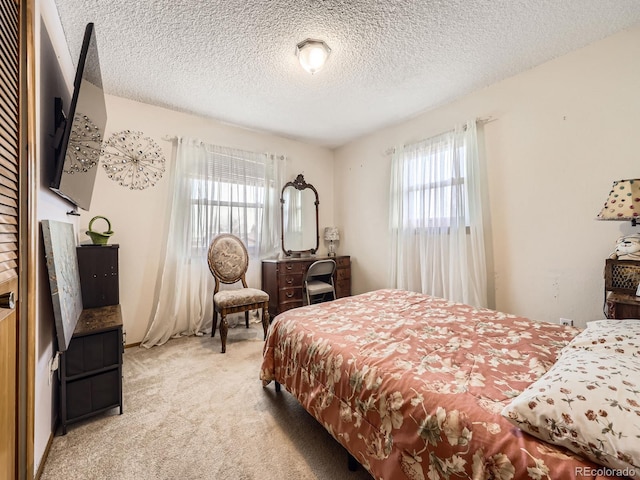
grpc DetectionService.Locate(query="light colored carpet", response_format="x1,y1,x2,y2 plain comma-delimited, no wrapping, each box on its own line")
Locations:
40,323,374,480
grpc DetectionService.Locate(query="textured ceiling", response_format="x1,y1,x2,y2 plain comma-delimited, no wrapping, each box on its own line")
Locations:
53,0,640,149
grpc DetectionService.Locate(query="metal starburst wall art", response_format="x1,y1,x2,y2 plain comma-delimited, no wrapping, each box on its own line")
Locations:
101,130,165,190
64,113,102,174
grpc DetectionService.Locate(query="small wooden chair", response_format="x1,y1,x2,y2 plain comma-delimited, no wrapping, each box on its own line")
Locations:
207,234,269,353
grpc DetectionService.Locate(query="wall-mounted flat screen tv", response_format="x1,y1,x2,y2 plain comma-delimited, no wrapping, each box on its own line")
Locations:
51,22,107,211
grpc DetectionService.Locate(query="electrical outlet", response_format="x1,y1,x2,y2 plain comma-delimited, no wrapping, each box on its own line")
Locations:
560,318,573,326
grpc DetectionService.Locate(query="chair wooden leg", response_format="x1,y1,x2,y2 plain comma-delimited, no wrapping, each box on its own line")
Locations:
245,310,250,328
220,314,228,353
261,304,269,340
211,309,218,338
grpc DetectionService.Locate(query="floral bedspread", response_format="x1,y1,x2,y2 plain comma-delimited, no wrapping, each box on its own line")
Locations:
260,289,626,480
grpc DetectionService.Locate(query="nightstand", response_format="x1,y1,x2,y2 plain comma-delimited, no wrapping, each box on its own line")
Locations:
604,259,640,319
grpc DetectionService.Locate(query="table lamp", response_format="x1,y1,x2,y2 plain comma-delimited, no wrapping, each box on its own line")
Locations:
324,227,339,257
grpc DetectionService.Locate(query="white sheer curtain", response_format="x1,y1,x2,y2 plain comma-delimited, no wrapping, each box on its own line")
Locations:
142,138,285,347
389,120,488,307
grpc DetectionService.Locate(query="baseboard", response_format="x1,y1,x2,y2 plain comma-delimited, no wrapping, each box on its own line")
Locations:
34,430,55,480
125,341,141,349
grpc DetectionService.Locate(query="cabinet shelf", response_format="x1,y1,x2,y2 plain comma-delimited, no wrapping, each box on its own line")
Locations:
65,363,120,382
65,403,122,424
59,245,123,435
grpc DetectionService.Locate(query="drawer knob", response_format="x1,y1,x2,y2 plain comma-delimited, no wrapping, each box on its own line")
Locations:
286,291,294,298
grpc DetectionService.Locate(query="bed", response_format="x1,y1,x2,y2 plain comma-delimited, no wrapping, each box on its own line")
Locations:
260,289,639,480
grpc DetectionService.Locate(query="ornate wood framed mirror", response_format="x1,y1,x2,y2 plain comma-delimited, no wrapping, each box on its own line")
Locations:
280,174,319,256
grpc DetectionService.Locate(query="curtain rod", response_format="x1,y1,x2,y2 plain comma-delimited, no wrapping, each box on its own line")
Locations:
161,135,285,161
384,116,496,156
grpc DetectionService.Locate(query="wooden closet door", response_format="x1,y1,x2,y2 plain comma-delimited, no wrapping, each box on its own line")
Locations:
0,0,20,477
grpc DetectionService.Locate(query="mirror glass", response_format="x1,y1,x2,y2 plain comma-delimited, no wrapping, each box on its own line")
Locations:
281,174,319,256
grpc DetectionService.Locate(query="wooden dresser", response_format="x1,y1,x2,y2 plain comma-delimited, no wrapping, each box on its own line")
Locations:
262,255,351,317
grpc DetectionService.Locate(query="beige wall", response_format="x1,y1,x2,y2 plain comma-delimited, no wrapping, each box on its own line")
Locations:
79,96,335,345
34,0,80,471
35,3,639,470
334,24,640,328
35,3,334,470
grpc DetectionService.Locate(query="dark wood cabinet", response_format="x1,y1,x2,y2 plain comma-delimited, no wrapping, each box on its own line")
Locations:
604,258,640,319
60,246,123,434
262,255,351,317
77,244,119,308
60,305,123,434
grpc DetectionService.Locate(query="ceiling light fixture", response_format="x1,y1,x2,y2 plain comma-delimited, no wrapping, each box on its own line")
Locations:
296,39,331,74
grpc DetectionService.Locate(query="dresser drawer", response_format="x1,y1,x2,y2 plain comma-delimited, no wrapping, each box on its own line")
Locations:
278,273,303,288
280,300,303,312
279,286,302,303
65,329,120,377
336,279,351,298
335,257,350,268
278,262,307,274
336,268,350,281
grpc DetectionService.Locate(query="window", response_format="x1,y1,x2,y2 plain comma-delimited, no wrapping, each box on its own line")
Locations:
401,145,469,229
188,149,274,257
389,121,488,307
142,139,284,346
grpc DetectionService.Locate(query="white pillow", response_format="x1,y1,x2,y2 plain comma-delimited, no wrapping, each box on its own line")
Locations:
562,319,640,357
501,348,640,478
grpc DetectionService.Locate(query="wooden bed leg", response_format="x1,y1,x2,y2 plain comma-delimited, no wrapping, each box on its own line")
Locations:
275,381,281,393
347,452,358,471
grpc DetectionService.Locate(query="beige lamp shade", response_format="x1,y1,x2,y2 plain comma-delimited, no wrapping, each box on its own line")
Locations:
596,179,640,224
324,227,339,241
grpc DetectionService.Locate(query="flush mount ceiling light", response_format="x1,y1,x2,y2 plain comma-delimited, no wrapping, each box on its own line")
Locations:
296,39,331,74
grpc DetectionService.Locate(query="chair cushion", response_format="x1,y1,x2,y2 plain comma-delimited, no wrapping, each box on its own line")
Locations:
214,288,269,308
306,280,334,295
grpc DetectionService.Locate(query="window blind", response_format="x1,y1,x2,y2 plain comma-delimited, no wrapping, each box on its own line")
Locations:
0,0,19,284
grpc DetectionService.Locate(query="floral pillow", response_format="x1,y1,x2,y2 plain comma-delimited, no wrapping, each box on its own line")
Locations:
501,348,640,478
562,319,640,357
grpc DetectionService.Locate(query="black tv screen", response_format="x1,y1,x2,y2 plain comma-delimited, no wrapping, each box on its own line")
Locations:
51,23,107,211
